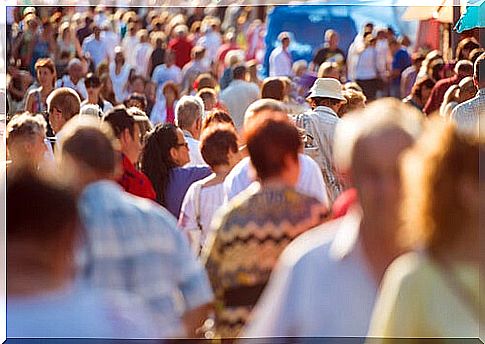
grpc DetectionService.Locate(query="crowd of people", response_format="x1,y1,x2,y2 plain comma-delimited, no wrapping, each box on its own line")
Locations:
4,4,484,341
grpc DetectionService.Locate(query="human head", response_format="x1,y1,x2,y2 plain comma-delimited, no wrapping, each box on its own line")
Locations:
191,46,206,61
6,113,47,167
175,95,204,139
244,115,301,186
47,88,81,133
455,37,480,61
57,116,119,191
400,119,480,258
411,52,426,69
92,24,101,40
194,73,217,91
338,89,366,117
292,60,308,77
34,58,56,88
232,64,247,81
454,59,473,78
202,109,235,132
307,78,346,112
278,31,291,49
128,107,152,144
473,52,485,89
324,29,339,49
124,93,147,112
243,98,288,131
130,75,146,94
140,124,189,205
261,77,286,101
67,58,84,84
163,81,180,102
458,76,477,103
410,77,436,107
114,46,126,65
317,62,340,79
388,38,401,54
200,124,239,170
137,29,149,43
165,50,176,66
334,98,422,234
84,72,101,101
7,169,79,291
197,88,218,113
79,104,103,119
103,105,144,164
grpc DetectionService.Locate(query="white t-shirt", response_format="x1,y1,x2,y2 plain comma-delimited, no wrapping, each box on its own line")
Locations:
224,154,329,206
178,177,225,254
134,42,154,78
109,62,132,103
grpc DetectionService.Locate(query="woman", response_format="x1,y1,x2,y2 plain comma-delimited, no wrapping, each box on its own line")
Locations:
140,123,211,218
109,47,132,103
402,77,435,111
261,77,286,101
179,124,240,255
354,33,380,101
57,22,82,61
25,58,56,114
150,81,180,125
29,20,57,76
202,116,328,338
80,73,113,113
367,120,482,341
99,73,117,106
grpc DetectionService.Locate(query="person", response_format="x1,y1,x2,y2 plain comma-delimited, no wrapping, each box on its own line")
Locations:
197,88,218,114
269,32,293,77
224,99,328,205
57,117,214,337
423,59,473,115
152,50,182,88
81,73,113,113
121,22,139,67
109,47,132,104
201,109,236,132
56,58,88,100
451,52,484,135
402,77,436,111
367,120,482,341
28,20,57,76
353,33,382,102
148,32,166,78
8,70,33,115
295,77,347,204
56,21,82,62
388,39,412,98
76,14,93,45
6,169,158,338
261,77,286,101
134,29,153,78
174,95,207,166
81,24,109,69
181,46,210,93
5,113,47,173
169,24,193,69
215,31,240,77
25,58,56,114
197,18,222,65
46,87,81,146
400,52,425,98
310,29,346,75
99,73,117,106
140,123,212,219
100,21,120,62
220,64,260,133
151,81,180,125
243,99,423,338
179,124,241,255
103,106,156,200
202,114,328,338
338,88,367,116
439,84,460,118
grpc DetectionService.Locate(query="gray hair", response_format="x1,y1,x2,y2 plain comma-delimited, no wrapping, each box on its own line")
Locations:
243,99,287,129
333,98,423,173
175,96,204,129
6,113,47,145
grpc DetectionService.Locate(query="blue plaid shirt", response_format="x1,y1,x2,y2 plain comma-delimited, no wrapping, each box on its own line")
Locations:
451,88,484,135
77,181,214,337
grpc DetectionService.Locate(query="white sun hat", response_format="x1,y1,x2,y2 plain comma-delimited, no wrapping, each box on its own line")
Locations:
307,78,347,102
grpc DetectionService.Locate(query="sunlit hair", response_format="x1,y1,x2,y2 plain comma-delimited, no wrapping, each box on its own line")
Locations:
6,113,47,147
202,109,235,132
400,119,481,255
200,124,238,169
35,58,57,87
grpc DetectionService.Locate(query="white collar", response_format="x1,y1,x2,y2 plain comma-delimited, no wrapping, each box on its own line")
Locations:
314,105,339,118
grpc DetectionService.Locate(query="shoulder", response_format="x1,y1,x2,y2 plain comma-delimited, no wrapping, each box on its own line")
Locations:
382,251,432,292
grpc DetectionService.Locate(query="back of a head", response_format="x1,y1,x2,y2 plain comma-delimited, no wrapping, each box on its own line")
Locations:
59,116,118,178
202,109,235,131
200,124,239,169
455,59,473,77
47,87,81,121
474,52,485,88
175,95,204,129
244,115,301,181
261,77,286,101
232,64,247,80
7,168,78,252
103,105,135,139
6,113,47,149
243,98,287,130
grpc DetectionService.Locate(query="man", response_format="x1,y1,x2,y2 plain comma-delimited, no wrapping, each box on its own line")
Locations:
152,50,182,88
451,52,484,135
196,18,222,65
121,23,139,67
295,77,347,204
103,106,156,200
76,14,93,45
57,117,213,337
47,87,81,147
400,52,425,98
181,46,210,93
82,24,109,69
224,99,329,206
56,59,88,100
310,29,346,75
169,24,193,69
220,64,260,132
423,59,473,115
215,31,240,77
388,39,412,98
269,32,293,77
134,29,153,78
175,95,207,166
243,99,422,338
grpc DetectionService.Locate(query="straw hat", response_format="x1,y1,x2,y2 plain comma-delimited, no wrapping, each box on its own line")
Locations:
307,78,346,102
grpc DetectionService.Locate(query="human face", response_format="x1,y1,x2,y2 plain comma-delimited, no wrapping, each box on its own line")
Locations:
69,64,83,83
123,124,143,164
328,33,339,49
86,81,101,100
170,129,190,166
352,129,414,232
282,37,290,49
37,67,53,88
132,78,145,93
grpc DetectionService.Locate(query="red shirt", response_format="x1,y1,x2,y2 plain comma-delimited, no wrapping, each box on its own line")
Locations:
423,75,459,115
118,154,156,201
168,38,193,69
